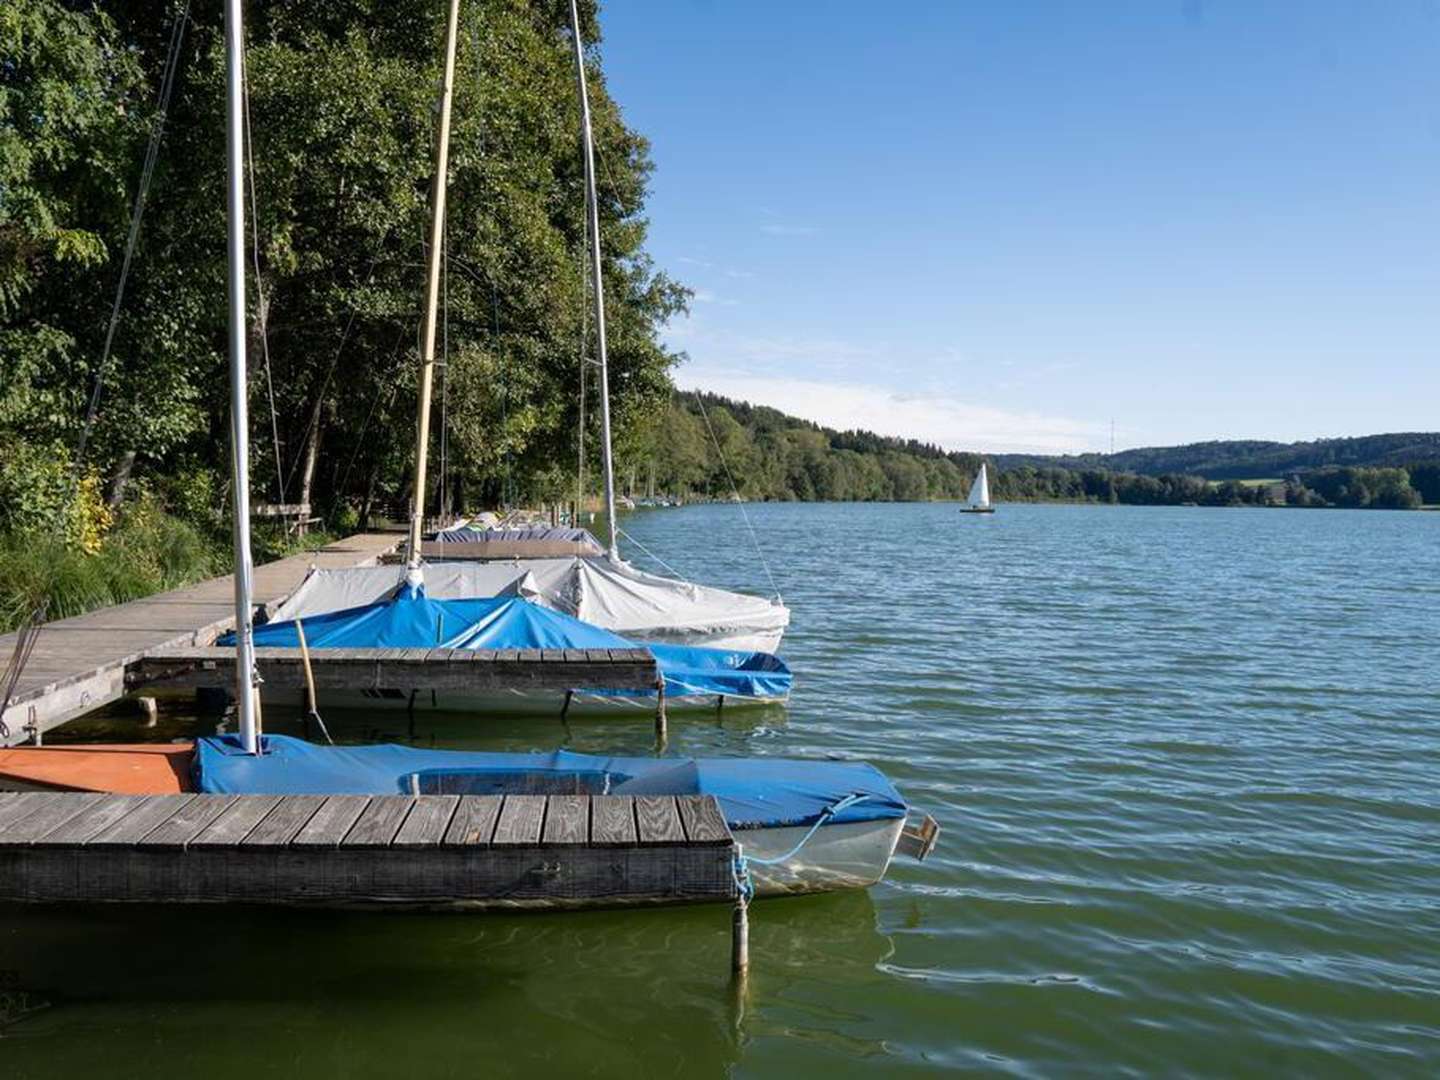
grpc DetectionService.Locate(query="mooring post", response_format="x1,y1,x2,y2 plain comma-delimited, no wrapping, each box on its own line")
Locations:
137,696,158,728
731,888,750,976
654,678,668,745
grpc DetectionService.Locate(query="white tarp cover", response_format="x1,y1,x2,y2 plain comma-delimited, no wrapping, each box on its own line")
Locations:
269,558,789,654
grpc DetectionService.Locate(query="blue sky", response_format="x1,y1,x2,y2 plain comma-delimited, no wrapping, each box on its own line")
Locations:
598,1,1440,453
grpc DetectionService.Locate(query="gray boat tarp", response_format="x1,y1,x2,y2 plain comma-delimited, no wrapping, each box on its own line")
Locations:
269,557,789,653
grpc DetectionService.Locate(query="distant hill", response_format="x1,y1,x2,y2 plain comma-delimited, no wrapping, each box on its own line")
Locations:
642,393,1439,508
994,433,1440,480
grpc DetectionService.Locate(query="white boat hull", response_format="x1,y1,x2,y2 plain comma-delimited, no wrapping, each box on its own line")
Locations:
738,817,905,896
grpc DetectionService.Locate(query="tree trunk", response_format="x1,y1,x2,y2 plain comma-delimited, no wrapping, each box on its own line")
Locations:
297,411,322,537
106,450,137,508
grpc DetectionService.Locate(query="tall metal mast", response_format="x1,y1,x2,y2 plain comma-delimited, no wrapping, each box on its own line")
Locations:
224,0,259,754
405,0,465,584
568,0,619,560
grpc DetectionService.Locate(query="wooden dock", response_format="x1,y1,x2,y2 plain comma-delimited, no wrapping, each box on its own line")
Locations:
0,790,736,909
133,646,659,694
0,534,402,746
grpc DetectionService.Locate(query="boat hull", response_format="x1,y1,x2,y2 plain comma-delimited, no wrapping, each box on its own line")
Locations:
738,817,904,896
959,507,995,514
258,686,786,716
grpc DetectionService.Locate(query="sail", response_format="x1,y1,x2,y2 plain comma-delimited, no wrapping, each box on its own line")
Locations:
966,463,991,508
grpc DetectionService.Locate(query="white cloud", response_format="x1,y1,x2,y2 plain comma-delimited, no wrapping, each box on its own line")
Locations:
672,366,1101,454
759,223,820,237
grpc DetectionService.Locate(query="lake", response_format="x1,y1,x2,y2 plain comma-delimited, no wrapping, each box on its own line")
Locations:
2,502,1437,1076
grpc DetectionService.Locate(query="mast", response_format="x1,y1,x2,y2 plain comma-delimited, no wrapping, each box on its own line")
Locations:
224,0,259,754
568,0,619,560
405,0,464,584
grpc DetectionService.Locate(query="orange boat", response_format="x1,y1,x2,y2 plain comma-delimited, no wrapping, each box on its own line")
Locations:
0,743,194,795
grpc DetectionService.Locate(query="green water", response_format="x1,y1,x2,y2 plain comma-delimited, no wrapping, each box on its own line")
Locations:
2,503,1438,1077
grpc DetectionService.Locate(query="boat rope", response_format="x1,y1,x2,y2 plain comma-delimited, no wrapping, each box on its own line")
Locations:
70,0,191,494
242,57,286,508
0,606,47,741
616,526,690,581
692,392,782,602
729,792,878,902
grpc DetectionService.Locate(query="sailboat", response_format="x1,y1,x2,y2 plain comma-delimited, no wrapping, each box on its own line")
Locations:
960,462,995,514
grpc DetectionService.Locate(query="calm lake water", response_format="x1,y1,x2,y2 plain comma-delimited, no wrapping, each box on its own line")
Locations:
3,502,1438,1077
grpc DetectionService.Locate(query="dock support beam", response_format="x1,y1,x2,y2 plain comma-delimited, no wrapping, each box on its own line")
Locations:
732,890,750,975
654,678,667,746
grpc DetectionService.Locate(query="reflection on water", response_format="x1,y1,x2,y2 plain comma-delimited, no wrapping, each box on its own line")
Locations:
5,503,1440,1076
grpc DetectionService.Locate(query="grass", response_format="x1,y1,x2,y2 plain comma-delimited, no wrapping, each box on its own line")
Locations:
0,507,335,634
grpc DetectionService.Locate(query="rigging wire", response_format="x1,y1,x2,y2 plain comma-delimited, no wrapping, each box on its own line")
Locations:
8,2,191,737
694,391,782,601
242,56,287,509
588,139,780,595
70,0,192,492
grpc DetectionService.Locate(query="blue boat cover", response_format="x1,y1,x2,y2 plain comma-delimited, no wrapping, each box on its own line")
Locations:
195,734,906,829
433,525,601,546
230,590,790,700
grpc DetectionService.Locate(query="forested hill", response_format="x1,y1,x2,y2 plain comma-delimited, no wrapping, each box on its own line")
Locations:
639,395,1440,509
994,433,1440,480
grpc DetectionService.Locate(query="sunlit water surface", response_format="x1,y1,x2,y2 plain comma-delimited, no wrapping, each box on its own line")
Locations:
2,503,1438,1077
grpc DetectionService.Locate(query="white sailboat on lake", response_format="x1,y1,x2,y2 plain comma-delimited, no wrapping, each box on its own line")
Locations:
960,462,995,514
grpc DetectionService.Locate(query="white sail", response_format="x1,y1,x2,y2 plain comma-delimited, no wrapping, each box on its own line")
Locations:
965,463,991,509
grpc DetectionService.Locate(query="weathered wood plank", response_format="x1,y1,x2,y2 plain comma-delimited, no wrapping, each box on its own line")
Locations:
442,795,502,846
588,796,636,847
491,795,545,845
393,795,459,848
291,795,369,847
0,793,47,831
676,795,731,845
38,794,148,846
635,796,686,845
243,795,326,846
341,796,413,848
542,795,589,845
140,795,237,849
0,792,104,844
89,794,195,845
190,795,283,848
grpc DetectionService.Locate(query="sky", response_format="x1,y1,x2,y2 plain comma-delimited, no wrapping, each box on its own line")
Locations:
597,1,1440,453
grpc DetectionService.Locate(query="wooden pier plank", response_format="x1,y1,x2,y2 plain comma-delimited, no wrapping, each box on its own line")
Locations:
677,796,731,846
542,795,589,845
492,795,545,845
589,795,637,847
635,796,686,845
89,794,195,845
243,795,326,846
190,795,283,848
291,795,370,847
0,792,104,844
141,795,237,849
341,796,414,848
0,792,47,831
393,795,460,848
38,794,148,846
442,795,502,846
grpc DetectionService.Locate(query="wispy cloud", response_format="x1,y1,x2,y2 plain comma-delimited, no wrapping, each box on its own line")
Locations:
673,366,1101,455
690,288,739,307
759,223,820,237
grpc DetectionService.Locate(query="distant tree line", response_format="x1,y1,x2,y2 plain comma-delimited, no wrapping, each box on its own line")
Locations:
637,395,1438,510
